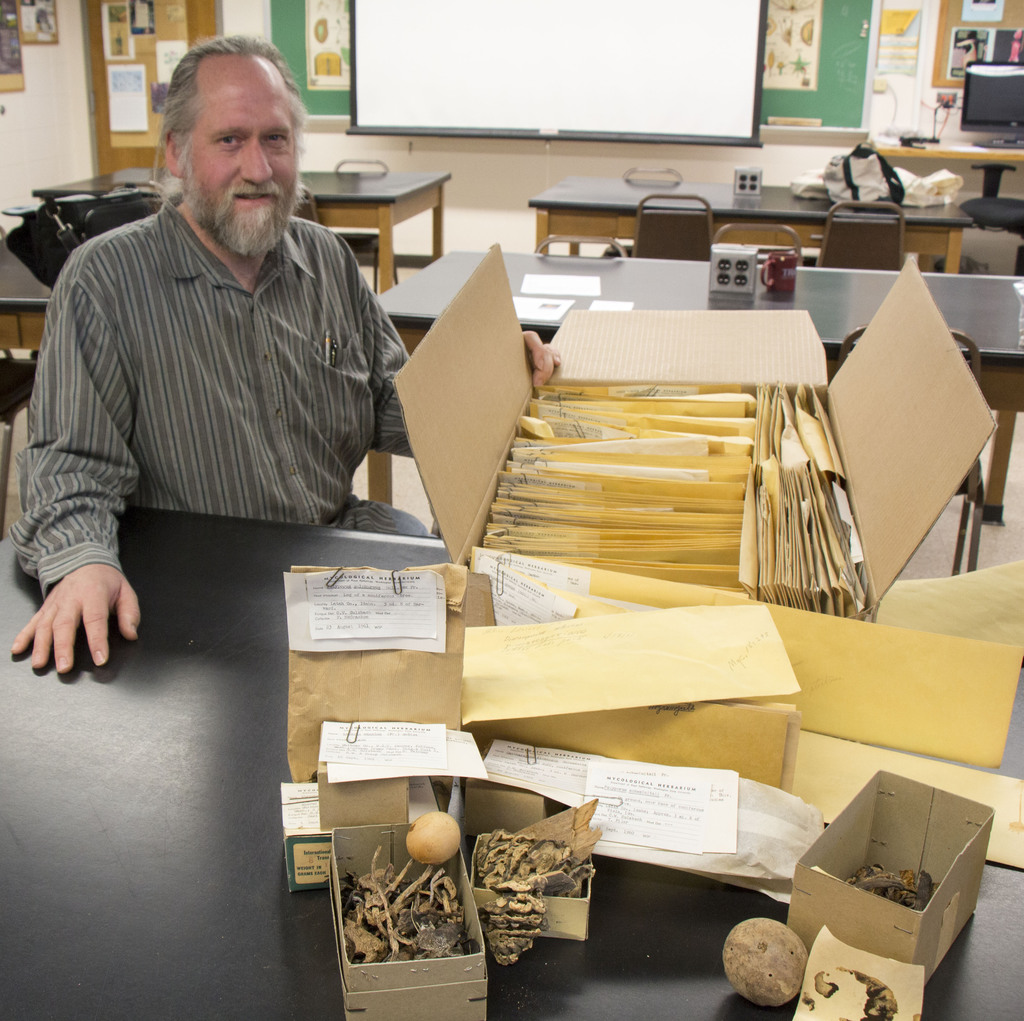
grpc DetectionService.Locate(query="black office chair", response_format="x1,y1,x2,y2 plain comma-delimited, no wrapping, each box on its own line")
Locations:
838,326,984,575
633,194,714,261
818,200,906,271
958,163,1024,276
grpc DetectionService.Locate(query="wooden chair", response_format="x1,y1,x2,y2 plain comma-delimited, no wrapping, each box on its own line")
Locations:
710,223,802,260
633,194,714,261
838,326,984,575
818,200,906,270
332,159,394,289
535,235,627,257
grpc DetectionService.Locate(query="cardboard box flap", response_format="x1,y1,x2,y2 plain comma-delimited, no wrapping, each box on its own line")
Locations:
552,308,829,386
827,261,995,602
396,245,533,567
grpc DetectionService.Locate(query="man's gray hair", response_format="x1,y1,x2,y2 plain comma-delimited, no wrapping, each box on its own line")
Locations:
159,35,307,192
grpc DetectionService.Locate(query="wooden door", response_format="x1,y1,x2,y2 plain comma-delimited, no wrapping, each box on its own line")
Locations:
87,0,217,174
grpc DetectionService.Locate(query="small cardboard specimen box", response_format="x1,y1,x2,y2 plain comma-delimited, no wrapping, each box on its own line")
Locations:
394,246,993,619
286,563,482,783
787,770,993,982
470,832,592,941
329,824,487,1021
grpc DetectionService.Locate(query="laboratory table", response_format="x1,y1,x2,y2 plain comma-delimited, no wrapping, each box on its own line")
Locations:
380,251,1024,522
29,168,452,294
529,177,972,273
0,507,1021,1020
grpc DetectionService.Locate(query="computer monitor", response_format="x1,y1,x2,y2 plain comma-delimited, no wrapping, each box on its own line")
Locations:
961,61,1024,147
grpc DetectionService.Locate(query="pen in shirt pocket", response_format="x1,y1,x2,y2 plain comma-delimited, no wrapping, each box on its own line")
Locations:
322,331,338,367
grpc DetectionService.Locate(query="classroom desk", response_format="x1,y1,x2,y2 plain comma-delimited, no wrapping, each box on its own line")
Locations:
303,170,450,292
30,168,452,295
380,251,1024,522
529,177,971,273
0,244,48,350
875,144,1024,165
1,506,1021,1020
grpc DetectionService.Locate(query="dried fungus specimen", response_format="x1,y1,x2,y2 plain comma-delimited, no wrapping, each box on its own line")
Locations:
340,845,474,964
473,801,601,965
846,863,934,910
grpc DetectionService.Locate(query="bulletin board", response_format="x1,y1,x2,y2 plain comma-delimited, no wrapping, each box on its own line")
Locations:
933,0,1024,87
0,0,25,92
760,0,875,129
269,0,350,118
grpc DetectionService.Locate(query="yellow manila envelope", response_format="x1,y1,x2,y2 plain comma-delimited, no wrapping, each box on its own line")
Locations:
461,604,799,725
792,731,1024,869
470,551,1020,767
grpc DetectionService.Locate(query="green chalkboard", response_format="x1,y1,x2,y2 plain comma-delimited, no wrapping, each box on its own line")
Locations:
760,0,873,129
270,0,351,118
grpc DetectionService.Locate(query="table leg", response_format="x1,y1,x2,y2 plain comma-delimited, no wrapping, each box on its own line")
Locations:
432,192,444,262
377,207,396,294
942,228,963,274
535,211,551,249
984,409,1016,523
366,451,394,505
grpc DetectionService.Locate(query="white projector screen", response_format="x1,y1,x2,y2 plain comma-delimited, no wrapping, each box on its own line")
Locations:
350,0,768,146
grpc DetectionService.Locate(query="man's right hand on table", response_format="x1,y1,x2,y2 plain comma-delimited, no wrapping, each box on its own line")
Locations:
11,564,141,673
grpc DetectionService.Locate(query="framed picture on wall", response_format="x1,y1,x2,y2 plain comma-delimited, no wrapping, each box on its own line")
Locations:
1,0,25,91
19,0,57,44
934,0,1024,86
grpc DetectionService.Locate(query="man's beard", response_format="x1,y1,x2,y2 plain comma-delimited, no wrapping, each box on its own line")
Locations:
183,175,299,258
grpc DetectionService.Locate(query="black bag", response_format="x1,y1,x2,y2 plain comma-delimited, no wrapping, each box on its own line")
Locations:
823,144,905,205
4,187,157,287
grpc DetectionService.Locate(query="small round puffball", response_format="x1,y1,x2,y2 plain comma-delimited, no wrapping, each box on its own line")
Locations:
406,811,462,865
722,917,808,1007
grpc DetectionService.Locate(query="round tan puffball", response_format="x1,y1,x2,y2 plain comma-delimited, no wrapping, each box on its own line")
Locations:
722,917,808,1007
406,811,462,865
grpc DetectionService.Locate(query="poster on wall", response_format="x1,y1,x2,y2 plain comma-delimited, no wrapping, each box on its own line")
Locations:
103,3,134,59
108,62,148,131
947,25,992,76
306,0,350,90
877,5,921,76
763,0,824,90
0,0,25,91
19,0,56,44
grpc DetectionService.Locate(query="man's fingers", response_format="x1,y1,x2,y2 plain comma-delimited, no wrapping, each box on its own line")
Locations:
114,588,142,643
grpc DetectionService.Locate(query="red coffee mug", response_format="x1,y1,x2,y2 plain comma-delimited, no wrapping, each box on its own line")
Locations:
761,250,798,292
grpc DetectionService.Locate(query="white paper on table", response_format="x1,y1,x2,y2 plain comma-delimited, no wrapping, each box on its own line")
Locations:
484,739,591,799
794,926,924,1020
325,730,489,784
585,759,739,855
521,273,601,297
589,299,634,311
282,569,446,652
107,64,148,131
513,296,575,321
469,556,578,626
281,782,321,830
320,720,447,768
471,548,593,595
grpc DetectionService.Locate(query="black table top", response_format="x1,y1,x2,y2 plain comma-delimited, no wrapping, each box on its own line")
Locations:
30,168,451,204
1,507,1021,1019
528,176,972,228
380,250,1024,366
0,244,50,311
303,169,451,204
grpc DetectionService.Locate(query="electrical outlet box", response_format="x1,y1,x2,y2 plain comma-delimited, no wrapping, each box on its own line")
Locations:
733,166,762,196
937,91,957,109
709,244,758,294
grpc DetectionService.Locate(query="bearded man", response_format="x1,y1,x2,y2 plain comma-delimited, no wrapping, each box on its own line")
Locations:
11,36,558,674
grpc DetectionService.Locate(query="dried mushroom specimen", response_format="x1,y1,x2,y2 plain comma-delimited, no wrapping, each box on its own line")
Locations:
473,800,601,966
846,864,934,910
340,845,475,964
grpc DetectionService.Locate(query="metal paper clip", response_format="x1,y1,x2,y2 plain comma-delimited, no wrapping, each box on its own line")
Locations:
346,722,360,744
525,746,537,765
325,568,345,588
391,570,403,595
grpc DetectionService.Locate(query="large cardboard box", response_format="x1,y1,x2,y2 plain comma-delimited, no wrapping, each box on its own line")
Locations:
395,246,993,618
787,770,993,981
330,824,487,1020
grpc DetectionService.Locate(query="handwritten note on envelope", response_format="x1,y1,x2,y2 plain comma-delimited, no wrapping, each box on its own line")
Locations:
461,604,799,723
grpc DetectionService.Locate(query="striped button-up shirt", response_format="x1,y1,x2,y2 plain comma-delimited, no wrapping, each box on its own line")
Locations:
12,202,412,592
